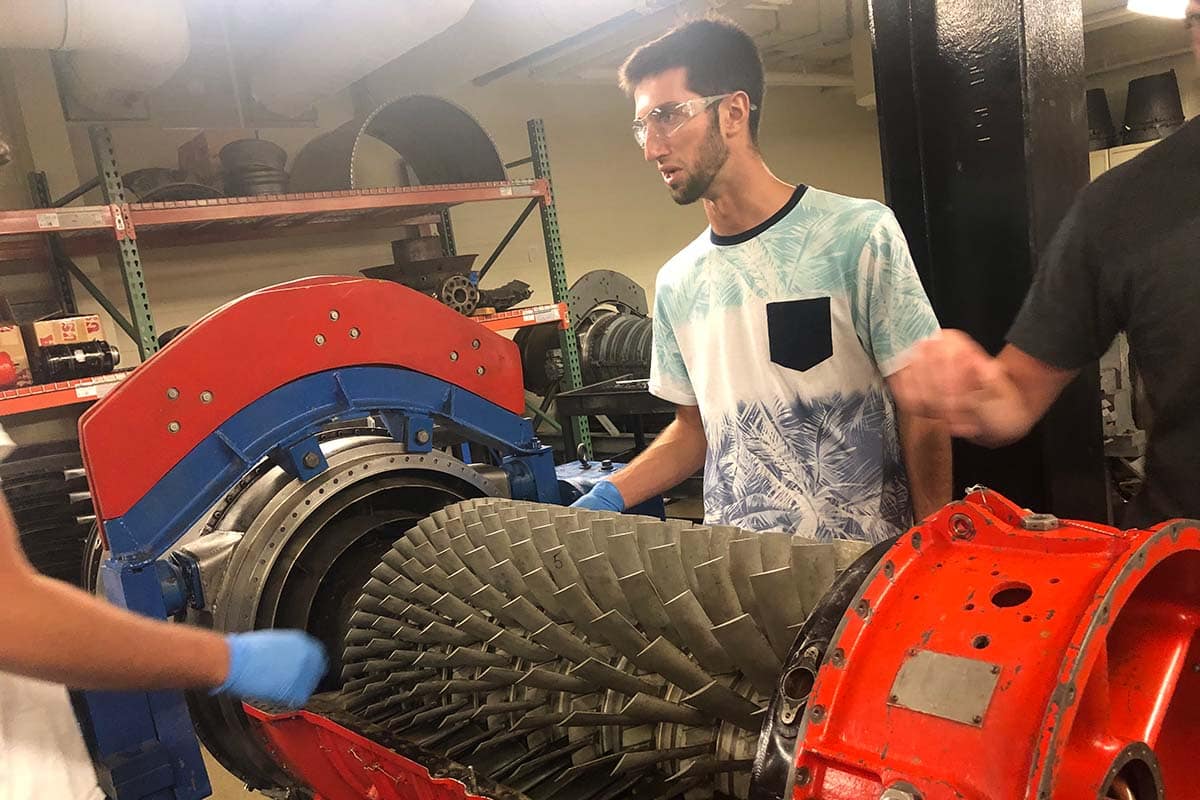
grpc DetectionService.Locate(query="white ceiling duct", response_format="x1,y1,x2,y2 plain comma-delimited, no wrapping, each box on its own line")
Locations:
362,0,674,98
248,1,477,118
0,0,189,114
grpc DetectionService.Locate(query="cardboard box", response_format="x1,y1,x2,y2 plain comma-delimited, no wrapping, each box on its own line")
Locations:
0,295,31,389
0,324,32,388
26,315,104,347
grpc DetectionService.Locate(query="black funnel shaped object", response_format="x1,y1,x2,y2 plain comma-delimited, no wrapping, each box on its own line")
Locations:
1122,70,1185,145
1087,89,1118,151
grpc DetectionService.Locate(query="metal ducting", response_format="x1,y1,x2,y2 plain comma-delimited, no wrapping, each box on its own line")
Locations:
0,0,189,114
289,95,507,192
516,270,652,393
333,497,870,800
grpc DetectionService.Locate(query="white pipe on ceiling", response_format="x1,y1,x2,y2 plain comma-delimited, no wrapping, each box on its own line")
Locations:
248,1,477,117
0,0,189,113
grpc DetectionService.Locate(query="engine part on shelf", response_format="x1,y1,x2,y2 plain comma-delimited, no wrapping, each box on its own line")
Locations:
478,280,533,313
122,167,222,203
34,340,120,382
1122,70,1185,144
1,440,93,584
335,497,867,800
516,269,651,392
219,138,289,196
394,235,447,264
438,274,481,316
1087,88,1118,152
290,95,506,192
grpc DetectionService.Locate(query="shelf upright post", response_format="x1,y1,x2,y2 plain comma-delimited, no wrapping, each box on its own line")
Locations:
439,209,457,256
28,171,78,314
527,118,590,457
88,126,158,360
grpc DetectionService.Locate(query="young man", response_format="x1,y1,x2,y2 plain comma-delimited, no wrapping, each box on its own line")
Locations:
891,3,1200,528
0,433,325,792
573,17,951,541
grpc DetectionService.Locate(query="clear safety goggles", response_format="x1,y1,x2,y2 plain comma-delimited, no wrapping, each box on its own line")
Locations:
631,93,756,148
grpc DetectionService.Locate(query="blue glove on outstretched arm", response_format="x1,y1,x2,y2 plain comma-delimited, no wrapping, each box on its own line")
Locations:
570,479,626,513
214,630,328,709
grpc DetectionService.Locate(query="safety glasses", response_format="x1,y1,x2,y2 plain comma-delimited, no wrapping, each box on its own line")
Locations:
631,93,756,148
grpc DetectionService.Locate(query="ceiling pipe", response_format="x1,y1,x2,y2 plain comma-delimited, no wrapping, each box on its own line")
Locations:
248,0,477,117
0,0,189,115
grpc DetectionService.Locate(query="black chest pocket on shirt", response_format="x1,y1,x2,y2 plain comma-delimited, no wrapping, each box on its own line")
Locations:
766,297,833,372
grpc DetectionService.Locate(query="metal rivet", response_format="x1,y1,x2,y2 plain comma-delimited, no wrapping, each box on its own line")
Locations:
972,715,983,724
991,665,1001,675
471,339,481,349
329,310,340,321
450,351,459,361
795,767,812,787
809,705,826,723
302,452,320,469
415,430,431,445
166,387,179,400
888,694,898,703
199,390,213,404
883,561,895,579
830,648,846,668
349,327,360,339
167,421,181,433
855,599,871,618
476,366,486,375
315,334,326,346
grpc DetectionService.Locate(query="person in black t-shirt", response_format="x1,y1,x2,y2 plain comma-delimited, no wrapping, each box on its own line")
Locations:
891,3,1200,527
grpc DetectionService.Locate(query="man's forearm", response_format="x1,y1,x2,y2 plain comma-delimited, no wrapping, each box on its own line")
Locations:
899,412,953,521
608,411,707,508
0,570,231,690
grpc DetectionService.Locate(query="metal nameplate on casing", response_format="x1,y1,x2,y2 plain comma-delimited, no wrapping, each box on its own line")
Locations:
889,649,1000,726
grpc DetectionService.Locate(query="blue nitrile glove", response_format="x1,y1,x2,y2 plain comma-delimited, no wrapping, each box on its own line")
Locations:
570,479,626,512
214,630,328,708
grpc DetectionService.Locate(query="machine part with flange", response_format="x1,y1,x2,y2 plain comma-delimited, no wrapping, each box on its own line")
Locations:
515,269,652,392
330,498,868,800
289,95,506,191
73,277,557,800
770,487,1200,800
439,274,481,316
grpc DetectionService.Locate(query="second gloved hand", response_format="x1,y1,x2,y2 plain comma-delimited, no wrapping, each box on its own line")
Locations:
214,630,328,709
569,479,626,512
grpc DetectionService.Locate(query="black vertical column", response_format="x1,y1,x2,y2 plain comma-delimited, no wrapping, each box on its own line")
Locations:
870,0,1108,520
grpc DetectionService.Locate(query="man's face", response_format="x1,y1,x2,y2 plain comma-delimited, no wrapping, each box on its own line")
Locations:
1190,1,1200,63
633,67,729,205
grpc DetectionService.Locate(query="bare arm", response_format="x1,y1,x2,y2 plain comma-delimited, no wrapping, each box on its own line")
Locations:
892,397,953,520
608,405,707,508
890,331,1079,449
0,490,231,691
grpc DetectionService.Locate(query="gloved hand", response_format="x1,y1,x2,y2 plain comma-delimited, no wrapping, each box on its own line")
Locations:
213,630,328,709
570,479,625,513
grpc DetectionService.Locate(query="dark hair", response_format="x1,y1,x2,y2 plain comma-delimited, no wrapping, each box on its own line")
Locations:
619,16,765,142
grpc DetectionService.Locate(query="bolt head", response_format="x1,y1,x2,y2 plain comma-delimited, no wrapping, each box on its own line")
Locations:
200,390,213,404
329,310,340,321
302,451,320,469
166,387,180,400
450,351,459,361
167,421,181,433
476,366,486,375
471,339,481,349
809,705,826,723
314,334,326,346
795,767,812,787
415,429,431,445
880,787,922,800
349,327,360,339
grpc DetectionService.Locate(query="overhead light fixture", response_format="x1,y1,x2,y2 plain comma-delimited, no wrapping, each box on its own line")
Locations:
1126,0,1188,19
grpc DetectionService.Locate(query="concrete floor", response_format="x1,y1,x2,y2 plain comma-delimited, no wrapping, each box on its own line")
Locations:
203,750,257,800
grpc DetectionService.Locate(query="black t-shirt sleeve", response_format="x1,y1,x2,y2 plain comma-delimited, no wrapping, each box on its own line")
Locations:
1006,190,1120,370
